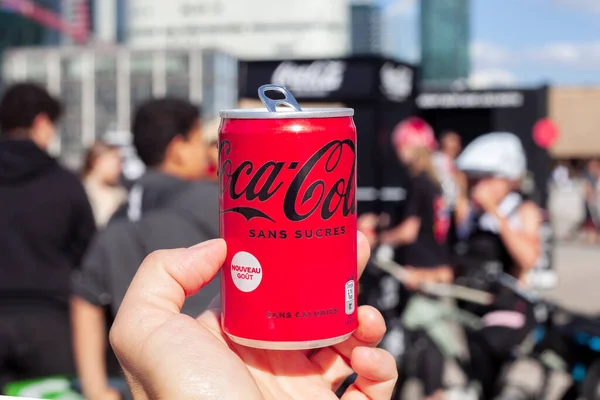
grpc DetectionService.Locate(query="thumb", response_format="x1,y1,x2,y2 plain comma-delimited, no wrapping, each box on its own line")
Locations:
110,239,226,357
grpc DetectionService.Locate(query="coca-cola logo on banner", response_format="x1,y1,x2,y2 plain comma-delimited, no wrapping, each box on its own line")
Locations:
271,61,346,97
380,62,413,102
220,139,356,223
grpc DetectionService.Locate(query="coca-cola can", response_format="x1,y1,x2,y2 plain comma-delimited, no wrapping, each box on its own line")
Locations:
219,84,358,350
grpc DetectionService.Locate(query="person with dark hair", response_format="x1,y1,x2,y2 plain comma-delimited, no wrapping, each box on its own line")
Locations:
433,131,463,212
0,83,96,387
439,131,462,161
82,141,126,227
202,117,220,181
71,98,219,400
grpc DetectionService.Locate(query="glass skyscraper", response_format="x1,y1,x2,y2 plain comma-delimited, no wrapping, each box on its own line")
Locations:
420,0,470,85
350,3,382,56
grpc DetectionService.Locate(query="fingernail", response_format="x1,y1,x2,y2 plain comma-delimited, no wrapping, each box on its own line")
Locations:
190,238,223,250
366,348,382,362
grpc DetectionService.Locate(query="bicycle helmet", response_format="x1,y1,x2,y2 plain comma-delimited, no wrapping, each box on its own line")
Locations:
456,132,526,180
392,117,437,151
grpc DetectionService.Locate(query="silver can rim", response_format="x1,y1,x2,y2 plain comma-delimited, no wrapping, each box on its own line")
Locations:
219,107,355,120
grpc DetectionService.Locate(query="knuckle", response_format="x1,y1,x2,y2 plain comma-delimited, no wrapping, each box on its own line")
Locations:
108,323,124,353
142,249,167,266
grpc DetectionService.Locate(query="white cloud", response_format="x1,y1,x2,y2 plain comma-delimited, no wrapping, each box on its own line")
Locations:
469,69,519,89
470,41,511,68
529,42,600,68
471,40,600,71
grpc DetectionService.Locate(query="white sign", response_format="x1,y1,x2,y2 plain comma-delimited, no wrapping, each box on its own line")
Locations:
126,0,349,60
272,61,346,97
416,92,525,109
380,62,413,102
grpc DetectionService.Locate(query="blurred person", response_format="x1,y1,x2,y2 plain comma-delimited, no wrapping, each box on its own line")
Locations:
380,118,452,287
581,159,600,243
203,117,220,181
108,236,398,400
452,132,541,399
378,118,451,400
0,83,96,387
439,130,462,161
82,141,127,227
433,131,463,212
550,161,572,189
71,98,219,400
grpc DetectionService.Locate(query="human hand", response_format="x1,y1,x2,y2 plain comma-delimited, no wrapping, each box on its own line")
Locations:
402,267,422,291
109,234,397,400
358,213,378,248
471,182,499,214
87,387,121,400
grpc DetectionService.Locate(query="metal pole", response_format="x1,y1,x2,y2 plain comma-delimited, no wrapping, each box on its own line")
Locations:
189,50,202,104
152,50,166,97
116,48,131,131
81,51,96,148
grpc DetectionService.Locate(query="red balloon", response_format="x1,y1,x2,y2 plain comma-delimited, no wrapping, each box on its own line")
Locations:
533,118,559,149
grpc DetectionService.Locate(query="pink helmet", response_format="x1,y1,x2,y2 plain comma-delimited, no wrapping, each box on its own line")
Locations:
392,117,437,151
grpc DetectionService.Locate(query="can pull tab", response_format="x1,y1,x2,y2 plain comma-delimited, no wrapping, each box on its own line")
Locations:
258,84,303,113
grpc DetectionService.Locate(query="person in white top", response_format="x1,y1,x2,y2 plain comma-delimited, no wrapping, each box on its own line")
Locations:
433,131,463,210
82,141,126,227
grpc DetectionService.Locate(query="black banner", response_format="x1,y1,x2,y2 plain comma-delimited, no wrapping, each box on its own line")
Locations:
239,56,417,104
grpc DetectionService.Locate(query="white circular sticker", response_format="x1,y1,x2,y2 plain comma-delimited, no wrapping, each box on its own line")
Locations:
231,251,263,292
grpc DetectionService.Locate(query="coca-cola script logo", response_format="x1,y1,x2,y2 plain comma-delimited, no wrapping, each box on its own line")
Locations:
271,61,346,97
380,63,413,102
220,139,356,222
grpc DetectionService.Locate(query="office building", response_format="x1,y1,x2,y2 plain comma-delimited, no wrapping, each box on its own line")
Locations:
124,0,349,59
88,0,126,44
420,0,470,85
350,2,382,55
0,0,62,51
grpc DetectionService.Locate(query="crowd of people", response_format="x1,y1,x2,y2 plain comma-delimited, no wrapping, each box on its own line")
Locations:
357,118,545,399
0,83,222,399
0,82,398,400
0,81,549,400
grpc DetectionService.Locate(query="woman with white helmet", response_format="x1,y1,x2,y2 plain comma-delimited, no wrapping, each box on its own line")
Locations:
452,132,542,399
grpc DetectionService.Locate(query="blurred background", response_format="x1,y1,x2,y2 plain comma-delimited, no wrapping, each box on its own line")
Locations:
3,0,600,399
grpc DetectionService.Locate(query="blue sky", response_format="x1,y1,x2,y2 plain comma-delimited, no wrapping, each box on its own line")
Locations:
379,0,600,87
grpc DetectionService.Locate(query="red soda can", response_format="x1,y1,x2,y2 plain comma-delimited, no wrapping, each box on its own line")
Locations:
219,84,358,350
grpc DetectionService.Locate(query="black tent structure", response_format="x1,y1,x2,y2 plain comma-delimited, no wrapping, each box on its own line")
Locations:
238,57,555,284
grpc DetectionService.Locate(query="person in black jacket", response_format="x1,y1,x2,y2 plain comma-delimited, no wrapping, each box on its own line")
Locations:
71,98,219,400
0,83,96,389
